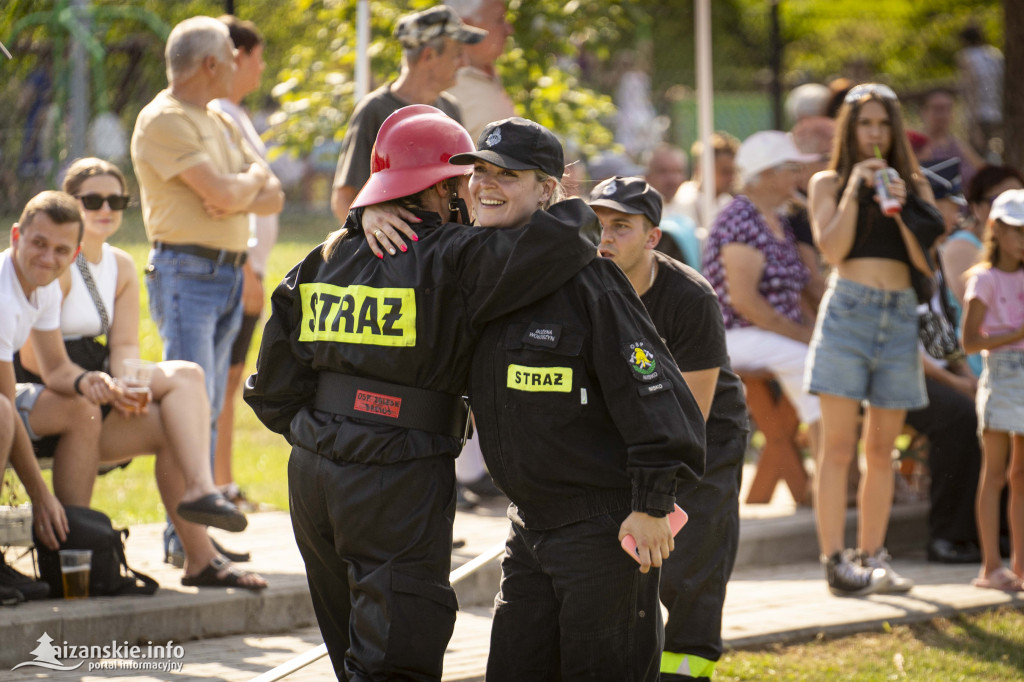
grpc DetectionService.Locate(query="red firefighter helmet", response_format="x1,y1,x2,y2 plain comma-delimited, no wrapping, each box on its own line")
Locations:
350,105,475,210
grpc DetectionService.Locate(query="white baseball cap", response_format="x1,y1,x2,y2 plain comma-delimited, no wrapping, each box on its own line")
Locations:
990,189,1024,227
736,130,818,185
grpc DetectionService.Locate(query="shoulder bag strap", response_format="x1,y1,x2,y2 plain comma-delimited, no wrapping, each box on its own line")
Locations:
75,252,110,336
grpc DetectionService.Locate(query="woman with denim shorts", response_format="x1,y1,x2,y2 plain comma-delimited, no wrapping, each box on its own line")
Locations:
806,84,939,596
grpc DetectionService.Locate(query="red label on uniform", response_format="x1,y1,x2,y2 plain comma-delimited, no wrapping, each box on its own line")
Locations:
354,390,402,419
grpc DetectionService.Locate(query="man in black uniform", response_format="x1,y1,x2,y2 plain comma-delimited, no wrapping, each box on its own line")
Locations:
590,176,750,682
244,106,597,681
451,131,707,681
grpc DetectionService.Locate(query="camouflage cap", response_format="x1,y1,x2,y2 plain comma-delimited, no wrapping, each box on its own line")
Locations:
394,6,487,50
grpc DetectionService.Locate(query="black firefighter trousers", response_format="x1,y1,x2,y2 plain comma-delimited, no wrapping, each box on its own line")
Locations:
659,435,746,680
288,447,459,681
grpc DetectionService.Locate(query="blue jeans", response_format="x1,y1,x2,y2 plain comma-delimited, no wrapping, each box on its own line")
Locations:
486,512,663,682
145,248,244,461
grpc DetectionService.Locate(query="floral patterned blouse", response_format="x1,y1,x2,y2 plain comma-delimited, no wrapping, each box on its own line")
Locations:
702,195,810,330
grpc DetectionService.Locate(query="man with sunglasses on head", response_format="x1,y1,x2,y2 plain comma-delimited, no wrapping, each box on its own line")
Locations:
131,16,284,500
0,191,124,604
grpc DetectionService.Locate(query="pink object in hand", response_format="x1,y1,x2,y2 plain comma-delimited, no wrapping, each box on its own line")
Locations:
620,504,689,563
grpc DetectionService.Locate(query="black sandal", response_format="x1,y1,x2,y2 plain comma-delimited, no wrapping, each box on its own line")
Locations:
181,556,266,591
177,492,248,532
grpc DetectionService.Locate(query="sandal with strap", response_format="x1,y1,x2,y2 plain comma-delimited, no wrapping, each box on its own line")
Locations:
182,555,267,591
970,567,1023,592
177,492,248,532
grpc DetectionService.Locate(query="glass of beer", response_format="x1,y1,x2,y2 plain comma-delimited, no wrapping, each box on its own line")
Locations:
59,549,92,599
121,359,156,415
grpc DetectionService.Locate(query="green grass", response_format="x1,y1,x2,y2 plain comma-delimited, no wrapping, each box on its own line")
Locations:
717,607,1024,681
2,207,339,527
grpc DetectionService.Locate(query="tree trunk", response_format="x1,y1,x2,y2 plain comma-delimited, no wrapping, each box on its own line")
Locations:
1005,1,1024,170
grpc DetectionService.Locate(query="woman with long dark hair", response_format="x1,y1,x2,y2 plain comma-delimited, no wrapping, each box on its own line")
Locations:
806,84,938,596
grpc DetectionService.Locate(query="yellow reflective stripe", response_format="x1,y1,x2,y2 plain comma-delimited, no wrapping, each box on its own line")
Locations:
299,283,416,347
506,364,573,392
660,651,717,678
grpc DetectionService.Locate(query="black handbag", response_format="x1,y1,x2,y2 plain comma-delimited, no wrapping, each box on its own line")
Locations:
918,253,963,363
64,336,110,372
33,506,158,597
65,252,111,372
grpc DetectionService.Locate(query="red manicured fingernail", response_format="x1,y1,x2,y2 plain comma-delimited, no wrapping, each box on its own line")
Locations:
399,244,407,252
377,252,383,259
412,234,419,241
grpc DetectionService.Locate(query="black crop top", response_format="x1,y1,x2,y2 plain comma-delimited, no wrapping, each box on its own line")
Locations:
841,182,910,264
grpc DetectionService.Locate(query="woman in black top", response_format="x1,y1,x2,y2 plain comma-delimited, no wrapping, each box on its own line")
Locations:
807,83,938,596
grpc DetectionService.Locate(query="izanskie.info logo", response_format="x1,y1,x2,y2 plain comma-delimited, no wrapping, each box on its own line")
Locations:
12,632,185,674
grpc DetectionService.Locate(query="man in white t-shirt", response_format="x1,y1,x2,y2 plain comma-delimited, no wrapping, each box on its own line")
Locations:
0,192,122,603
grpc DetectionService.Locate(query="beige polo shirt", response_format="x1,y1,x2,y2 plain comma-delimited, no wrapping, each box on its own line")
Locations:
131,89,257,252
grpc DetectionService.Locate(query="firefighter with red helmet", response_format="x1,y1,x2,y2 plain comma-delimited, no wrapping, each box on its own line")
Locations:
244,105,596,680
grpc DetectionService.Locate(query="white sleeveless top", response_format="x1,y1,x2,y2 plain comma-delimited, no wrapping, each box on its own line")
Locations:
61,243,118,340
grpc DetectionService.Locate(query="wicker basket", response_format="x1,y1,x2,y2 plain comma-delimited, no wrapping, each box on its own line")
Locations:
0,504,33,546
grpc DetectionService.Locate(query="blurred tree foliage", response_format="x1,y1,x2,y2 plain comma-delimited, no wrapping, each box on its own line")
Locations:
267,0,630,160
0,0,1007,207
768,0,1002,91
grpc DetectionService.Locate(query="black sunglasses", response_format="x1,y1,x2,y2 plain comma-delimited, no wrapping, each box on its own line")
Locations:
78,193,130,211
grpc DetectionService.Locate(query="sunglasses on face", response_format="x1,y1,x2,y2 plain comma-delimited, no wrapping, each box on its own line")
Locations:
844,83,898,104
78,194,130,211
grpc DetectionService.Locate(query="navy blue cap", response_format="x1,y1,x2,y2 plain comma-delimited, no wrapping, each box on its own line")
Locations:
449,117,565,179
588,175,664,226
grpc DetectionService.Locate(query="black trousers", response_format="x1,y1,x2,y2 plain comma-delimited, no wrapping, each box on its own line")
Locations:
659,436,746,676
905,376,980,545
486,511,663,682
288,447,458,681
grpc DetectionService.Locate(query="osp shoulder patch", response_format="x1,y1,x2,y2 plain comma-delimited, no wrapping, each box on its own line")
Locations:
622,339,662,382
299,282,416,347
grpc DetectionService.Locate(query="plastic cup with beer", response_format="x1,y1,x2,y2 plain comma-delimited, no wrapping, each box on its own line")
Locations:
121,358,156,415
59,549,92,599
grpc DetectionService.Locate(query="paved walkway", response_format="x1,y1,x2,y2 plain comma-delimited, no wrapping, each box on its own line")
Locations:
4,469,1020,681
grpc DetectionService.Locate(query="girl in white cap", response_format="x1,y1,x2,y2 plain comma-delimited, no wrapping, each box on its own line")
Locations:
961,188,1024,592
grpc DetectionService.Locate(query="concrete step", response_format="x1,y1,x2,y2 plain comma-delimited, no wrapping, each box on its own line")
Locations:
1,465,930,673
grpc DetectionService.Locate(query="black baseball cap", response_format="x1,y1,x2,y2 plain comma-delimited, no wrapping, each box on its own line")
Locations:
449,117,565,179
588,176,664,226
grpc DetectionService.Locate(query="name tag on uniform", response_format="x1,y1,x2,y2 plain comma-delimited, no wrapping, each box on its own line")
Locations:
507,364,573,392
523,322,561,348
299,283,416,347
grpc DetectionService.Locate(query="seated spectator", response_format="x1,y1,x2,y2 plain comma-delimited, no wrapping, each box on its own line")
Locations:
645,143,701,268
917,88,984,189
14,159,264,590
667,132,739,240
785,82,830,127
907,157,986,564
1,191,113,603
703,130,823,468
789,117,836,309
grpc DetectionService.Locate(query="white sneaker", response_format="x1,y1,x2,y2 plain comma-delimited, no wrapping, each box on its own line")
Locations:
861,548,914,593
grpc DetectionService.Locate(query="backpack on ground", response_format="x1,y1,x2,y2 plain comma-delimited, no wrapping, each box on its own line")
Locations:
34,506,158,598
